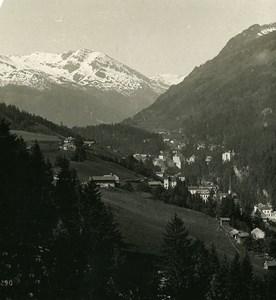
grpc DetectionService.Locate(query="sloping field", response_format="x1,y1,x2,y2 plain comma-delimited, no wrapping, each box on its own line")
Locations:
101,189,238,257
70,155,140,182
11,130,62,142
43,149,140,182
102,190,266,272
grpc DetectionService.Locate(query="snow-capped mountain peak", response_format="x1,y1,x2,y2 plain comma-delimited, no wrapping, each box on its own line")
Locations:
151,74,185,88
0,49,172,126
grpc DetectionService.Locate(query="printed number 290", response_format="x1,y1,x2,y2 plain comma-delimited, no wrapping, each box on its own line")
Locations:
1,280,13,287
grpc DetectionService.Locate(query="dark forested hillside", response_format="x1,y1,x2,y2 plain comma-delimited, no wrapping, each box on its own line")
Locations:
72,123,165,155
0,103,74,137
126,24,276,206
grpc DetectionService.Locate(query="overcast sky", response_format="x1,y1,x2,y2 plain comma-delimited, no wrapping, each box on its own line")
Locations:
0,0,275,77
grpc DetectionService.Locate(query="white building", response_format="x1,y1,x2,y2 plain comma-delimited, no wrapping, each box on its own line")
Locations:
188,185,218,202
173,155,182,169
186,155,195,164
188,186,211,202
254,203,276,222
205,156,212,165
222,151,235,163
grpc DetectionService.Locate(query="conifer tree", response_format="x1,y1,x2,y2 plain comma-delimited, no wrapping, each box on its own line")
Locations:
162,214,194,299
239,253,253,299
81,180,123,298
190,239,212,299
206,255,230,300
51,157,83,298
228,253,242,300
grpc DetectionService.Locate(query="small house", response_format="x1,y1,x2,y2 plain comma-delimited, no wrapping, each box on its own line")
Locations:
83,140,96,148
264,261,276,270
236,231,250,244
251,227,265,240
219,217,230,226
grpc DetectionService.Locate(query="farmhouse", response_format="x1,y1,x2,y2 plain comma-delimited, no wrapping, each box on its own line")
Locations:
89,174,119,188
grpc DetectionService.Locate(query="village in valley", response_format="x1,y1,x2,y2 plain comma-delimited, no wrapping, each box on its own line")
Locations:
57,131,276,271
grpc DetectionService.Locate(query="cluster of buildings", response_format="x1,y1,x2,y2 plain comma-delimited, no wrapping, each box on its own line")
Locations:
151,151,183,171
220,217,276,270
59,137,96,151
220,218,266,243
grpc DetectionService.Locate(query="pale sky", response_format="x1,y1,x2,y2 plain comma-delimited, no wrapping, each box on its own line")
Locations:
0,0,275,77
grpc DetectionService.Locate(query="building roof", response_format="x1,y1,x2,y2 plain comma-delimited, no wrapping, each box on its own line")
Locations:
230,229,239,235
251,227,265,235
220,217,231,221
148,181,162,186
238,232,250,238
261,205,273,211
90,175,118,182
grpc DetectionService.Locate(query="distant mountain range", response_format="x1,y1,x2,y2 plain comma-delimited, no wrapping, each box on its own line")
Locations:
0,49,181,126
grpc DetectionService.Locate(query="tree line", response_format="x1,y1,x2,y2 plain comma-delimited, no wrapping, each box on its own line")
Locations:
0,103,74,137
72,123,165,155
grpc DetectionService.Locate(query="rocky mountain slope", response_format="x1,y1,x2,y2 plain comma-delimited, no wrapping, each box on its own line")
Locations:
0,49,172,126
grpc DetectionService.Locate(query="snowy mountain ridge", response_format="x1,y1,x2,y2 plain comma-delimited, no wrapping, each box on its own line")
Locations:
0,49,172,95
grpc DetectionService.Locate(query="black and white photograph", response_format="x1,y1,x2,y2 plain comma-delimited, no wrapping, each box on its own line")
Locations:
1,0,276,299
